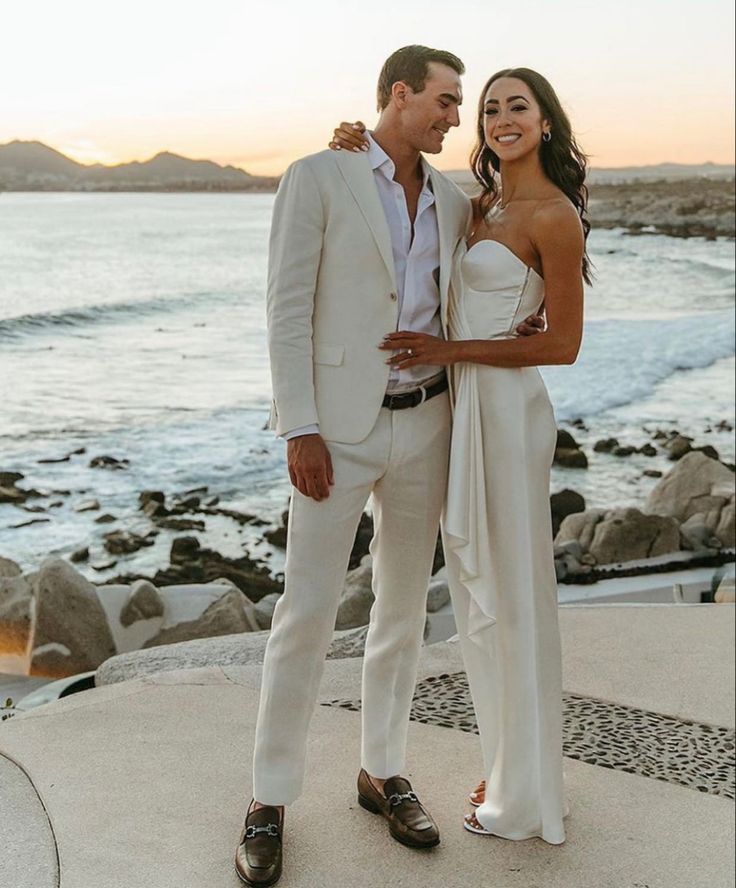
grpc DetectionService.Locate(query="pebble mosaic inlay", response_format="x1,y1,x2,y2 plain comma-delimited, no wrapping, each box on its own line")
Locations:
324,671,735,799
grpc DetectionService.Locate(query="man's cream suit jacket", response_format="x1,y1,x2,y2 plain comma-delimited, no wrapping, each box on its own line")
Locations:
266,147,471,445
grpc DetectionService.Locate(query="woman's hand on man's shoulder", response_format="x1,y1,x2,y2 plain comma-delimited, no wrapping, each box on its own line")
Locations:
328,122,369,152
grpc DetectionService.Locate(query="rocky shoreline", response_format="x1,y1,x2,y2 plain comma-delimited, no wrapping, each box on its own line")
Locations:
1,422,734,681
449,173,735,240
588,178,736,240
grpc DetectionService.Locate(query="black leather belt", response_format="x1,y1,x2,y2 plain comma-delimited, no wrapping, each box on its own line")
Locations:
382,376,448,410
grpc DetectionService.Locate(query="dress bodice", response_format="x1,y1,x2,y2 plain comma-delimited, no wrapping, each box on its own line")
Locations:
455,239,544,340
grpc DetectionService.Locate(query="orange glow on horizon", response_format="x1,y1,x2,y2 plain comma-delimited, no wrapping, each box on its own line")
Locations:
47,135,736,179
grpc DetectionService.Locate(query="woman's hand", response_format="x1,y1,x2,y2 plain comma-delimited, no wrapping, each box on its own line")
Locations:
328,121,369,152
379,332,458,369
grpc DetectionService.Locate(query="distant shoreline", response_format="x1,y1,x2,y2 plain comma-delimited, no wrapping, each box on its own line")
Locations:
0,183,279,194
2,180,733,240
1,139,734,238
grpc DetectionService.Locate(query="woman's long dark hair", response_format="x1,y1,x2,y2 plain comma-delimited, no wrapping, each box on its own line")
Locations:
470,67,592,284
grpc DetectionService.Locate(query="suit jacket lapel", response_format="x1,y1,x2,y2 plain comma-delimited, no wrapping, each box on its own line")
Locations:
429,168,459,329
334,151,396,290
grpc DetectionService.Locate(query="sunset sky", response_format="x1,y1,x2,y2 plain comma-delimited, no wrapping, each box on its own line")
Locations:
2,0,734,175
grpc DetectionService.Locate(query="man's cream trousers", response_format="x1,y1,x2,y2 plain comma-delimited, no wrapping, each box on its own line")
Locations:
253,393,451,805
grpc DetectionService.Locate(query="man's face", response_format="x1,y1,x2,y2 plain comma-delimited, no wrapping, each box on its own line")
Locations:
399,62,462,154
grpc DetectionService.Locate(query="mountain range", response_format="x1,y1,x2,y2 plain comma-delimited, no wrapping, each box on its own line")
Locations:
0,141,279,192
1,140,733,193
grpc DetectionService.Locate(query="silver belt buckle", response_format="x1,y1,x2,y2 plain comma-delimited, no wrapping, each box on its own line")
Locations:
418,384,428,405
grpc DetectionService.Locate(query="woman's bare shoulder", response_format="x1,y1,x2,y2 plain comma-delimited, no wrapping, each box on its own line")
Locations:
531,195,583,238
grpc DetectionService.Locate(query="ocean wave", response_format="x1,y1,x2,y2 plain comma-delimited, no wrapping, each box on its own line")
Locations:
590,229,736,273
595,247,735,275
0,290,237,340
635,252,736,274
542,309,735,420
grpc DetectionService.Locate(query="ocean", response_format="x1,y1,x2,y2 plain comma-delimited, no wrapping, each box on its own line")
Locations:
1,192,734,578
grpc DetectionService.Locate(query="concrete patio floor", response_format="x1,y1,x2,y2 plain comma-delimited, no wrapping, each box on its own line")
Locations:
1,604,734,888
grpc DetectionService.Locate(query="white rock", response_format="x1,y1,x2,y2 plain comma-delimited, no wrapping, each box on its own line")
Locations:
335,560,374,630
96,626,369,685
679,514,722,551
120,580,165,626
0,556,22,578
142,587,257,649
555,509,607,551
426,579,450,613
254,592,281,630
715,498,735,548
646,452,735,523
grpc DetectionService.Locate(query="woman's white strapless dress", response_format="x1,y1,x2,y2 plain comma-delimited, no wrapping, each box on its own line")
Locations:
443,238,568,845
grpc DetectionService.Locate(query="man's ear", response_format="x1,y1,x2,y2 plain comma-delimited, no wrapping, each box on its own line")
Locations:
391,80,411,109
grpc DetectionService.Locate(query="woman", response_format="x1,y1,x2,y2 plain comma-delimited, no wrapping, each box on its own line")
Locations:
330,67,589,844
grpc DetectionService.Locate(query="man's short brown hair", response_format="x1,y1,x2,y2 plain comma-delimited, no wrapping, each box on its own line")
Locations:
376,45,465,111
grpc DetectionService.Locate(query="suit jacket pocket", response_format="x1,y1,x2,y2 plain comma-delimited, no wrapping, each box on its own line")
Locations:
313,343,345,366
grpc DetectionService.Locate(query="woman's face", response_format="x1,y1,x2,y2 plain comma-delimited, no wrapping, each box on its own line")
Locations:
482,76,549,163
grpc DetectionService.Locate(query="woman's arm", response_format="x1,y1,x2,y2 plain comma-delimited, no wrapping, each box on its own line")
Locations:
382,200,584,369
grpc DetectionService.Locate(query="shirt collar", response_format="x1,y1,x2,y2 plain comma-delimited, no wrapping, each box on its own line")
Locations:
366,132,433,193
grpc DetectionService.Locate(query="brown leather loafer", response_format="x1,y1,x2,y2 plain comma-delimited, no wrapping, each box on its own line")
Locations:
234,803,283,887
357,769,440,849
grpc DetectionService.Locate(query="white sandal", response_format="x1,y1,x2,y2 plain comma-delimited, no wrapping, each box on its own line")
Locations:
463,812,494,836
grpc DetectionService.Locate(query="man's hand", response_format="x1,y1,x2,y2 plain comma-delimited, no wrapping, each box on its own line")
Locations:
516,312,546,336
287,434,334,502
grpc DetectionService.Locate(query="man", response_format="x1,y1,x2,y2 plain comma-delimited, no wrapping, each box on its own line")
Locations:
237,45,482,886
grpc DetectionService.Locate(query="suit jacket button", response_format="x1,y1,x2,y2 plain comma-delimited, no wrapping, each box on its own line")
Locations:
389,292,397,301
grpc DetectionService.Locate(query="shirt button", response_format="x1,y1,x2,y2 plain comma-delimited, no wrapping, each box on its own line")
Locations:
389,292,397,301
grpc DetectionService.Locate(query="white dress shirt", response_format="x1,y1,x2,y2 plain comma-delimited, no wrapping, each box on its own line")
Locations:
283,133,443,439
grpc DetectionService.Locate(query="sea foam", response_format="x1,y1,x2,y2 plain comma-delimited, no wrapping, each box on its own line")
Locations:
543,309,735,420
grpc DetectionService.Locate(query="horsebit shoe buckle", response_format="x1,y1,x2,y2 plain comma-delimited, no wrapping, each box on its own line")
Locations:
388,791,419,807
245,824,280,839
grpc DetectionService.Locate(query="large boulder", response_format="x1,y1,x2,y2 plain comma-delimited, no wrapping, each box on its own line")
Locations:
555,508,607,552
589,508,681,564
0,573,33,656
98,578,260,653
553,430,588,469
96,626,370,685
253,592,281,630
550,489,586,537
120,580,165,627
646,452,735,524
715,500,735,548
0,556,22,578
335,558,374,630
28,558,116,678
679,515,722,551
426,577,450,613
142,586,257,649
